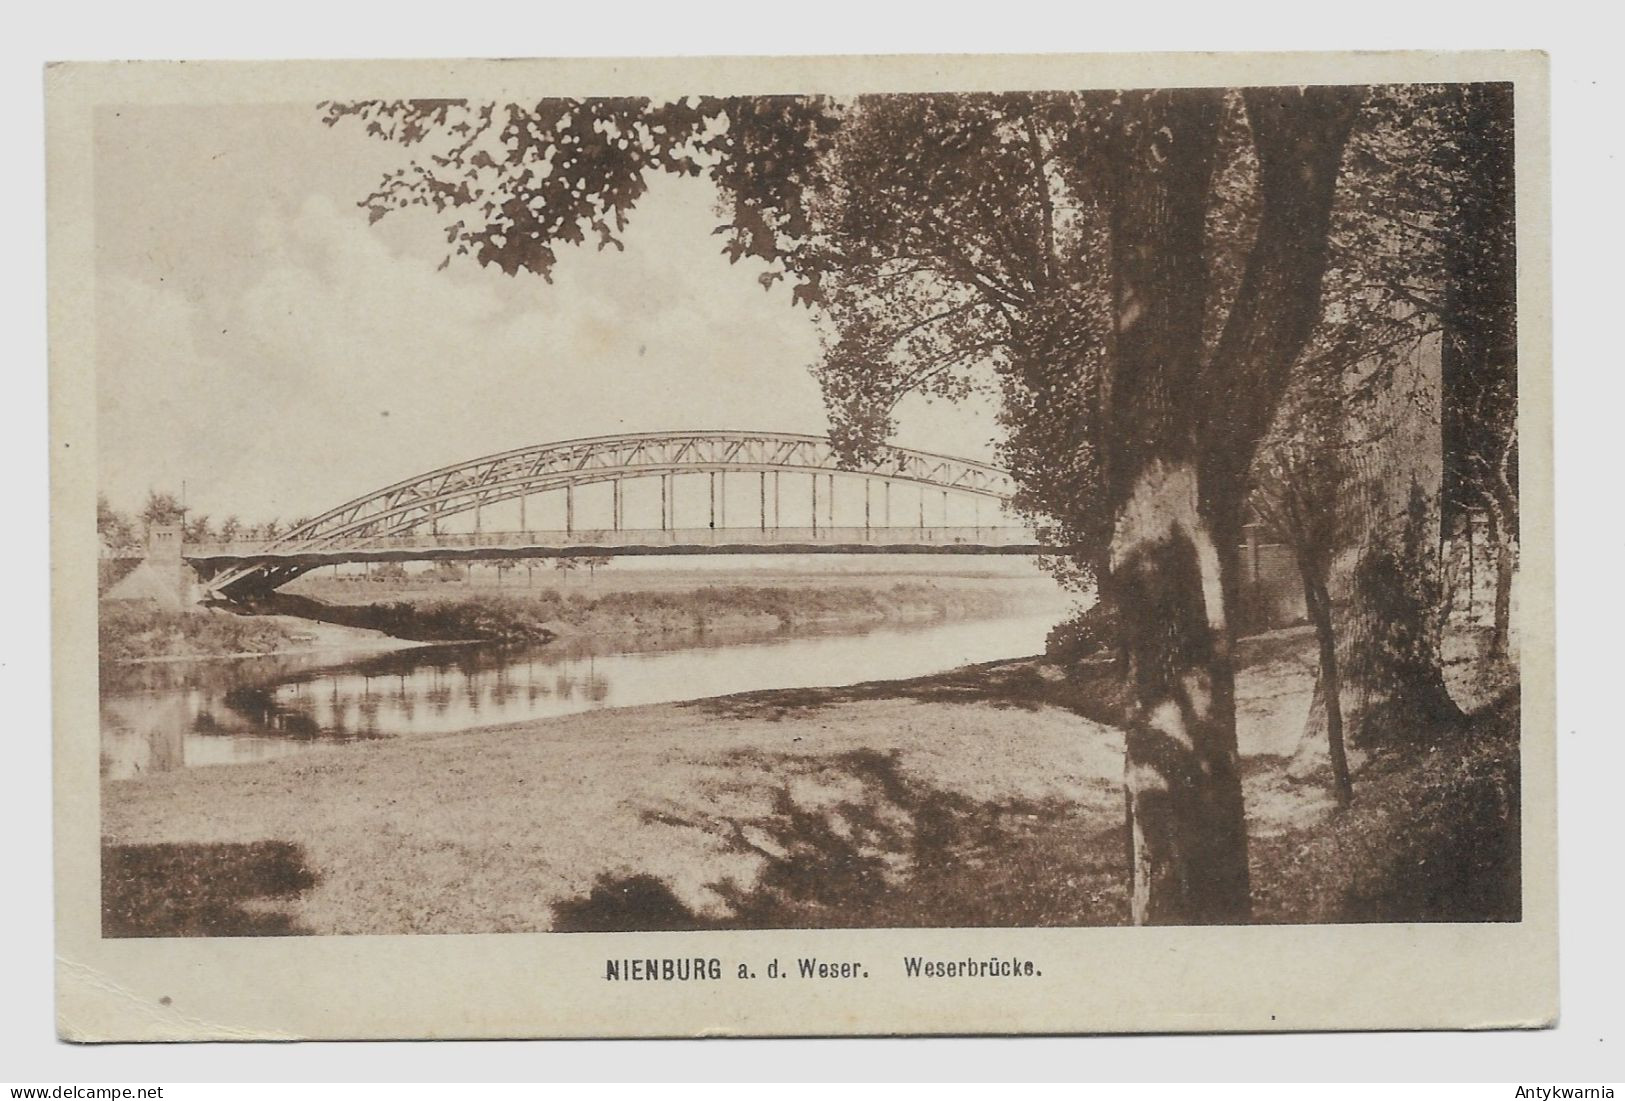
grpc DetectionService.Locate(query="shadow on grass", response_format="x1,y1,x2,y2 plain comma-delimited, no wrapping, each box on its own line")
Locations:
682,657,1134,728
552,874,717,932
676,630,1310,727
553,748,1130,932
561,682,1522,931
1342,692,1521,922
676,626,1319,727
1250,689,1522,924
102,840,318,937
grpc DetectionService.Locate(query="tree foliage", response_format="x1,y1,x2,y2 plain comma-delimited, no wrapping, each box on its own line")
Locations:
97,495,141,552
1252,393,1357,802
320,96,839,304
139,490,185,532
802,93,1115,590
1245,85,1511,743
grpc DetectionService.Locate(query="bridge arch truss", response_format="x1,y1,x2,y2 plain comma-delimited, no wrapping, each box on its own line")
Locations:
198,430,1026,599
283,430,1012,544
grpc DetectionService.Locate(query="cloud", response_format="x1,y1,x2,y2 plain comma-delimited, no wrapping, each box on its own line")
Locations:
98,175,999,525
96,274,251,519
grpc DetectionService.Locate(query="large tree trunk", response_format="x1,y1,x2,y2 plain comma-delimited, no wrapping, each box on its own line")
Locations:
1103,89,1248,924
1101,87,1361,924
1098,90,1365,928
1439,80,1518,661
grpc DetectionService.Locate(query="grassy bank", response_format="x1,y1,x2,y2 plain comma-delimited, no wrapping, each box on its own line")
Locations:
101,626,1518,935
98,601,427,664
98,603,302,663
101,570,1047,662
257,579,1028,645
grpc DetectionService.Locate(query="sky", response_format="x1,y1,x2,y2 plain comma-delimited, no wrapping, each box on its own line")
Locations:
93,103,1003,527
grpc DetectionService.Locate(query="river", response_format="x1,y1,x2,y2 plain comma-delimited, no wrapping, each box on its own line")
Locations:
99,609,1062,780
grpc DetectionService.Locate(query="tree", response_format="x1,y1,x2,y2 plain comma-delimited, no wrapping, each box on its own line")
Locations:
1252,399,1356,805
1273,84,1519,751
139,490,185,534
805,92,1114,594
802,88,1471,769
97,495,140,553
808,88,1363,920
372,561,409,583
327,86,1364,925
183,513,214,544
1082,88,1364,922
1437,83,1518,657
431,559,467,583
1458,374,1518,656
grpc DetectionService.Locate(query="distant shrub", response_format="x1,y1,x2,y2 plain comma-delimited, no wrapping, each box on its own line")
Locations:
235,577,1026,649
1045,602,1118,666
336,597,558,643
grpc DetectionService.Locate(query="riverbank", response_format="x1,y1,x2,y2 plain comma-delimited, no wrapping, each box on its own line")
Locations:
274,575,1048,644
101,569,1055,661
97,603,419,664
100,627,1519,935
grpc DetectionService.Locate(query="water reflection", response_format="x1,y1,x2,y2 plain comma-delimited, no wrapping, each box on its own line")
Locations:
99,611,1059,781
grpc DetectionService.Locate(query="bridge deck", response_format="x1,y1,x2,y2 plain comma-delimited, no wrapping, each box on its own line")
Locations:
187,526,1054,567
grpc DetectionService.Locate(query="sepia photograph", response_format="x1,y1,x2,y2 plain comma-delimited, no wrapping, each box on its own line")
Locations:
46,51,1554,1039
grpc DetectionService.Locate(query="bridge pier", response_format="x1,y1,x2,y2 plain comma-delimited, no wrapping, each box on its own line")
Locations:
105,524,193,609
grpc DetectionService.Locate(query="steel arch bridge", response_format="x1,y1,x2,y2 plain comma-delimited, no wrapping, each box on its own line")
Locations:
191,429,1045,601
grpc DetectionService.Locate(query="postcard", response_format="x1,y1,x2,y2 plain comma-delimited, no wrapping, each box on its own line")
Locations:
48,50,1554,1039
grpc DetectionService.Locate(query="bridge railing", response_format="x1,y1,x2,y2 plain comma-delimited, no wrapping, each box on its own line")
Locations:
186,525,1041,559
